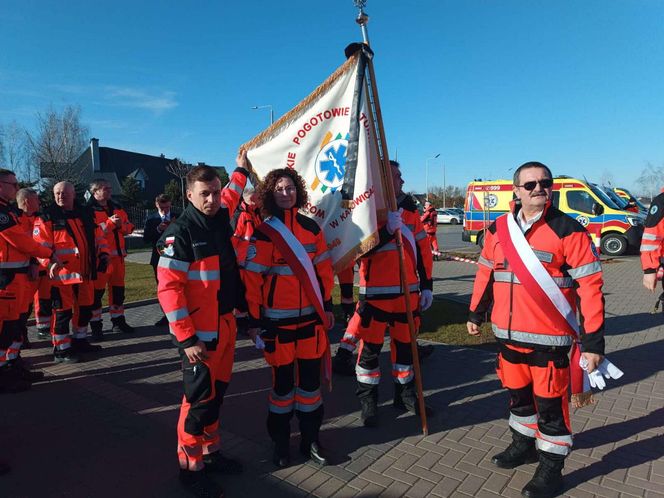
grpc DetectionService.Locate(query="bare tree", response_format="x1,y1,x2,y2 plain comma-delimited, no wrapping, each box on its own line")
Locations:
0,121,31,179
166,158,191,209
25,105,89,183
636,162,664,202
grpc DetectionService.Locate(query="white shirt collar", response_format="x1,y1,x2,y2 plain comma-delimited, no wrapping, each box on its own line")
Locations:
516,208,543,233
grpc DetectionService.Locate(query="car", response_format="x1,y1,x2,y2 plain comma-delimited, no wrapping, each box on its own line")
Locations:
436,208,463,225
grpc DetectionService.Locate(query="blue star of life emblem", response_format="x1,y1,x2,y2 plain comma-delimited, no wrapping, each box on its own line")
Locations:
315,139,348,189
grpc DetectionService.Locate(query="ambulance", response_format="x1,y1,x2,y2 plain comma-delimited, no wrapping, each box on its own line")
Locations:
463,177,644,256
612,187,648,215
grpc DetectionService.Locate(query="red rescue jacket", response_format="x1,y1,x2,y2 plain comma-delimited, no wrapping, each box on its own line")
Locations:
157,168,248,349
241,207,334,329
640,192,664,273
469,201,605,354
358,194,433,300
87,198,134,257
0,200,52,284
33,203,108,284
420,206,438,235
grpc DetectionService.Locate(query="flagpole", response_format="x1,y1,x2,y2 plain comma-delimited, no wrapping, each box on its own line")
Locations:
353,0,429,436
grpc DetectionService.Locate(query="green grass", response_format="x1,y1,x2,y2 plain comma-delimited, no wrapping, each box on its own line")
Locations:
119,264,495,348
419,298,495,347
106,261,157,305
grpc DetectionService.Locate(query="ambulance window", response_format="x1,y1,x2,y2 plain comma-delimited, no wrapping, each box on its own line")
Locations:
551,191,560,208
566,191,594,214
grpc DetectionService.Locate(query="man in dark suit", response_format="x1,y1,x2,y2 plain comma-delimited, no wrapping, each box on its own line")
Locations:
143,194,176,326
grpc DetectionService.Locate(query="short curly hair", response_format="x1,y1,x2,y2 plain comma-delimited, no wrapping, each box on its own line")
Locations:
257,168,308,218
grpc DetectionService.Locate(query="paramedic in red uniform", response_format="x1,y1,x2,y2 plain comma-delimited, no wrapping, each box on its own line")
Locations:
242,168,335,469
157,153,249,498
87,178,135,339
640,189,664,292
33,181,108,364
467,162,605,498
0,172,57,392
352,160,434,428
421,200,441,258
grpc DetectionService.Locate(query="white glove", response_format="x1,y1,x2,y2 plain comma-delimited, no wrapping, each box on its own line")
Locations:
587,369,606,390
579,357,623,391
597,359,624,380
387,208,404,235
255,335,265,350
420,289,433,311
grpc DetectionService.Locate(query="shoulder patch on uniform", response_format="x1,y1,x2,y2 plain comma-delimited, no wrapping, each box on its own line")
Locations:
650,205,658,215
0,213,10,225
33,227,40,236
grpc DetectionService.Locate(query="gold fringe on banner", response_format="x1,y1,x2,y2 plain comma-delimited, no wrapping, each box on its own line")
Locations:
571,391,595,409
240,52,361,172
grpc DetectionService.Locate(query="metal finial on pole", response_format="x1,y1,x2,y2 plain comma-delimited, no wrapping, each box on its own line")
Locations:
353,0,370,45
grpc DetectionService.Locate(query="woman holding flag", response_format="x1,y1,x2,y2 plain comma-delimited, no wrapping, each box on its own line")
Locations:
242,168,335,468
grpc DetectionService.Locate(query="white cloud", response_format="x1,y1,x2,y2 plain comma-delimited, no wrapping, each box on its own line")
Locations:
103,86,178,114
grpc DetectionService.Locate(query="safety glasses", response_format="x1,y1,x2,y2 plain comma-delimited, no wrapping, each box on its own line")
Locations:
517,178,553,191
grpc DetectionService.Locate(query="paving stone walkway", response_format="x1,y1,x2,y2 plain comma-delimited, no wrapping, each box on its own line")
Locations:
5,253,663,497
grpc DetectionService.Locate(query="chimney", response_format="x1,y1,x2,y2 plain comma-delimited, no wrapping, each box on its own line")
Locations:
90,138,100,172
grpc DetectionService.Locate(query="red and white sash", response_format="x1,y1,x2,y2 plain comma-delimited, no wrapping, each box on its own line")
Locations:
495,212,579,336
257,216,329,329
400,224,418,269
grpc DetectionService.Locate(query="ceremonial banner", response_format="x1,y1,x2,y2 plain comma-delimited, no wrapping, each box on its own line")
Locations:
243,49,386,272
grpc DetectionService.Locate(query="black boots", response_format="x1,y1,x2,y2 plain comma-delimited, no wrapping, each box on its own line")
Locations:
522,453,564,498
393,381,433,416
357,382,379,427
360,397,378,427
53,348,79,364
111,316,135,334
332,348,355,376
492,430,539,469
90,321,103,341
300,440,327,466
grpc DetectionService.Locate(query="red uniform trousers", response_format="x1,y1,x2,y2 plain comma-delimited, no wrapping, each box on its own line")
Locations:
34,275,53,336
16,272,40,347
496,342,573,457
426,233,439,253
177,314,237,471
51,281,94,351
262,320,327,450
92,256,126,324
0,273,26,367
352,293,420,387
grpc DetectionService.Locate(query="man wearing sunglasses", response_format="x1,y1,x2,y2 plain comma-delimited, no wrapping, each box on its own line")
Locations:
467,162,605,498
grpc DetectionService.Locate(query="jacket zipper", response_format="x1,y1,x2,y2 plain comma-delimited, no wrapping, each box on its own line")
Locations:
548,364,553,393
267,275,278,308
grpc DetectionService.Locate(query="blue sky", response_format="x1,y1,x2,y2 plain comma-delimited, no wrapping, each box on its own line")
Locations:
1,0,663,194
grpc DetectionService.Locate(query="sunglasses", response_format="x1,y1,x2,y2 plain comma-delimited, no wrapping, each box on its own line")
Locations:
516,179,553,191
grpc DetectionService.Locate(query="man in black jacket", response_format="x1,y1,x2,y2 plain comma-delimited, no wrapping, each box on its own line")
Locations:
143,194,176,326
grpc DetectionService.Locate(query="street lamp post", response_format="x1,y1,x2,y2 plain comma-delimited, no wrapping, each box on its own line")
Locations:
425,153,440,201
442,162,446,208
251,104,274,125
